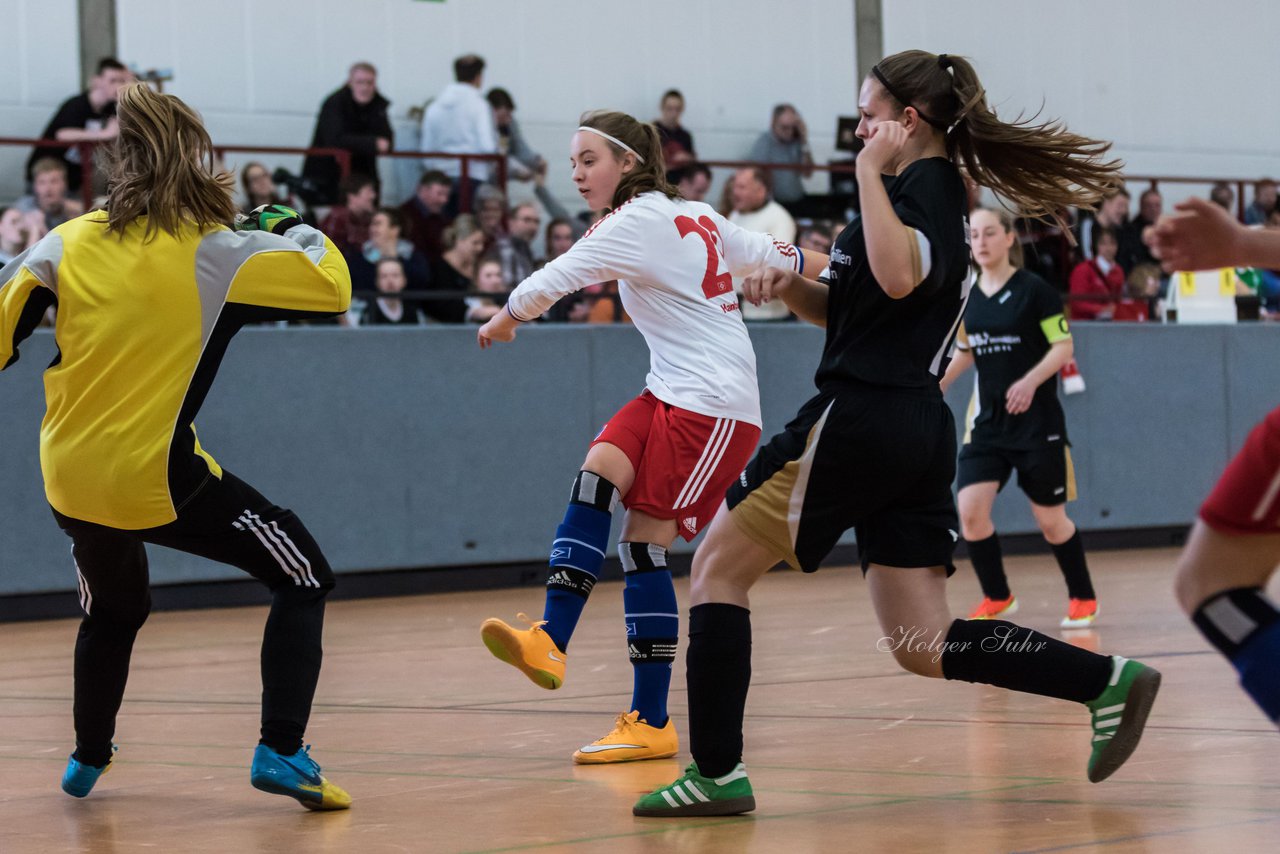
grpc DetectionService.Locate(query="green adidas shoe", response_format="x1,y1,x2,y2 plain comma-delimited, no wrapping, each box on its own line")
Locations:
1086,656,1161,783
633,762,755,817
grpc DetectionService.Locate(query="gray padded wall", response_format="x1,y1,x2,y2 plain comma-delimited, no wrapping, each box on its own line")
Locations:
0,324,1273,595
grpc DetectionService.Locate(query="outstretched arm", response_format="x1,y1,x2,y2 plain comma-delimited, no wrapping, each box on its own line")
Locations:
1148,196,1280,271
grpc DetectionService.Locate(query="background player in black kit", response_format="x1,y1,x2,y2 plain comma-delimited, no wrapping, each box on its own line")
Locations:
637,50,1161,817
941,207,1098,628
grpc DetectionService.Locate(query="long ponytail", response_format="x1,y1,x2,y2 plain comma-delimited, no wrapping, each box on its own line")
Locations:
872,50,1123,232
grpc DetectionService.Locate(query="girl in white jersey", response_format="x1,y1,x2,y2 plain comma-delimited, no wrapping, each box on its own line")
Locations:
478,110,827,764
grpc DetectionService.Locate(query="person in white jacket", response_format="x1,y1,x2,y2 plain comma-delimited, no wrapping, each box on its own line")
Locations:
477,109,827,766
419,54,497,210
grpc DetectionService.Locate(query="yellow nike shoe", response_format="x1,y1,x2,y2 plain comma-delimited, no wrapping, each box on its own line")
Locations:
573,711,678,764
480,613,566,690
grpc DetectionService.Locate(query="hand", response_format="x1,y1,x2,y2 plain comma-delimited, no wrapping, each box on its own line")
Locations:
740,267,794,306
21,209,47,243
376,137,391,153
477,308,519,348
240,204,303,234
857,121,910,176
1146,197,1244,272
796,116,808,143
99,117,119,140
1005,377,1036,415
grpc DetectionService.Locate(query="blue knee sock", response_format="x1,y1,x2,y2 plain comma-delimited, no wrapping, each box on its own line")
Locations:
541,471,618,652
1193,587,1280,723
621,542,678,727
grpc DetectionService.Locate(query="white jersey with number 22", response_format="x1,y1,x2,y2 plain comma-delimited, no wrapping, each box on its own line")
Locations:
506,191,801,427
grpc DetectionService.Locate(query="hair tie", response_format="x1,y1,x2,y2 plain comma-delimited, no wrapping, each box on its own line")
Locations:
577,126,645,163
871,63,949,132
938,54,953,70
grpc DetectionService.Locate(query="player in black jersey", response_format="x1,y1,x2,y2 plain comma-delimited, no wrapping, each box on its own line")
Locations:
637,50,1161,818
941,207,1098,628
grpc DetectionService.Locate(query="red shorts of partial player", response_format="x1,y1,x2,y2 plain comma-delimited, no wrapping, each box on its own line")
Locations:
1201,405,1280,535
592,391,761,541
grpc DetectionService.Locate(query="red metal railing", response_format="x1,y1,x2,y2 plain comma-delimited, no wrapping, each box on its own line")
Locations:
1,138,507,213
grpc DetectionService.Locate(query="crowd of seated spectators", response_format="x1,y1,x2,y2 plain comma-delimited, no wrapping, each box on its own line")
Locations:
11,53,1278,326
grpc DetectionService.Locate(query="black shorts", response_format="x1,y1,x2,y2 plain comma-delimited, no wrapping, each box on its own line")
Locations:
53,469,336,602
956,440,1076,507
725,385,959,574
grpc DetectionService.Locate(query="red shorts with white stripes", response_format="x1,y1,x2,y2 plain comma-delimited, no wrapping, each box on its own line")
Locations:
592,391,761,540
1201,405,1280,535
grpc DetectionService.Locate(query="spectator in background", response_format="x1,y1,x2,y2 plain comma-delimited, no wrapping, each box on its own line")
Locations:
1113,263,1162,321
728,167,796,241
797,222,833,255
319,173,378,254
1079,187,1128,261
1210,181,1236,214
420,54,497,213
729,167,796,321
27,57,129,192
362,258,424,326
473,184,508,248
16,158,83,232
1069,225,1125,320
427,214,486,323
748,104,814,211
655,89,696,174
0,205,41,264
673,162,712,203
466,257,507,323
543,218,576,266
1245,179,1277,226
494,202,540,287
399,170,452,261
1120,187,1162,271
487,88,546,181
240,161,314,223
301,62,393,205
346,207,432,296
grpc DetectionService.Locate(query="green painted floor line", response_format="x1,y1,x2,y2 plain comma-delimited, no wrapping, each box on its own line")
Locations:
1009,814,1280,853
3,753,1277,817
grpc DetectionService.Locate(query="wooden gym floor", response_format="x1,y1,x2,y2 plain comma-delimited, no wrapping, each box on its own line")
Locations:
1,547,1277,853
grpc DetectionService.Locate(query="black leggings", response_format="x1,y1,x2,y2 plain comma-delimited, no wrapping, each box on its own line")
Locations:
56,470,335,765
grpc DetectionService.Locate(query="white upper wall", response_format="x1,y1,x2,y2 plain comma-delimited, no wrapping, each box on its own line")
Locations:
4,1,1278,206
0,0,83,197
884,0,1280,184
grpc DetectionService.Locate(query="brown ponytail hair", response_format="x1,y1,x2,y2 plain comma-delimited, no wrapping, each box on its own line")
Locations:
578,110,680,210
103,83,236,240
871,50,1122,232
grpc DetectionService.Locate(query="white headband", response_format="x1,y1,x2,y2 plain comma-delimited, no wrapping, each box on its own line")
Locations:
577,126,646,163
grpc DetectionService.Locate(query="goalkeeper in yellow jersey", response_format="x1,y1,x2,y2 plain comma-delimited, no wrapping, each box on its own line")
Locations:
0,83,352,810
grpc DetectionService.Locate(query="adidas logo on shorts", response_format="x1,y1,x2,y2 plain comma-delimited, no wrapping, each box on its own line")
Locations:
682,517,697,534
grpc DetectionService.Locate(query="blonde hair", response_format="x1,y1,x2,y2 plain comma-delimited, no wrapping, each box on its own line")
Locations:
103,83,235,240
872,51,1123,233
578,110,679,210
442,213,482,249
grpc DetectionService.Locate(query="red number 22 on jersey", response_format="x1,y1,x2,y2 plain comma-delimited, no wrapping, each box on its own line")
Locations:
674,215,733,299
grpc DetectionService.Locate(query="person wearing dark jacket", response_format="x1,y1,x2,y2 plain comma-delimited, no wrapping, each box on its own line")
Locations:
302,62,393,204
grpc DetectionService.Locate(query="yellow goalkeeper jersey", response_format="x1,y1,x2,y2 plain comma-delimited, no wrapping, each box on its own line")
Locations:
0,211,351,529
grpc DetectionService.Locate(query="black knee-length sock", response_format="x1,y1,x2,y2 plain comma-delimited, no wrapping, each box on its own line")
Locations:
686,603,752,778
941,618,1111,703
967,533,1011,600
1050,531,1096,600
